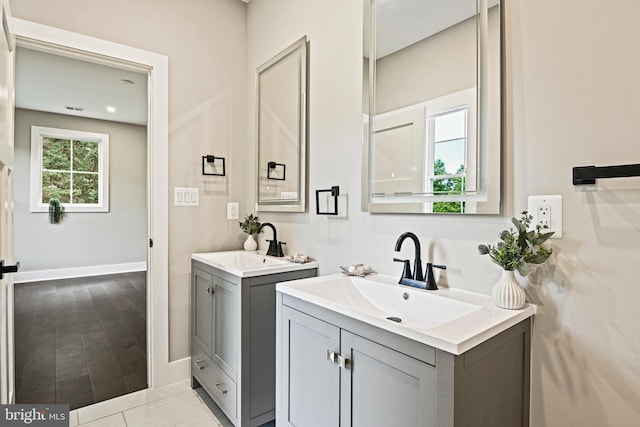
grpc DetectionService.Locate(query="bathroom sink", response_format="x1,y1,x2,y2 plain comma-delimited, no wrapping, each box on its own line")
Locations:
292,274,480,330
192,250,318,277
354,276,481,328
277,273,536,354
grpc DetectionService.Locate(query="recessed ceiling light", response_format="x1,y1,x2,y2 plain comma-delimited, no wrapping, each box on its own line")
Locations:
119,79,134,85
106,106,117,113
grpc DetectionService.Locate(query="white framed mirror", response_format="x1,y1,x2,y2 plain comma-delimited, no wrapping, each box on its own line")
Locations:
362,0,502,214
256,36,307,212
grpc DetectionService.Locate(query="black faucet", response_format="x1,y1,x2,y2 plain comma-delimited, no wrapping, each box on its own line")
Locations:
394,232,446,290
394,232,424,282
258,222,286,257
423,263,447,291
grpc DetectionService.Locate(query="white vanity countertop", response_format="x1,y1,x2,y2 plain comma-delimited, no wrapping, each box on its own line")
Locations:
276,273,536,355
192,250,319,278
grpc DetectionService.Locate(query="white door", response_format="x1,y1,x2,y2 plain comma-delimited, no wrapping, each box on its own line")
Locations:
0,0,16,404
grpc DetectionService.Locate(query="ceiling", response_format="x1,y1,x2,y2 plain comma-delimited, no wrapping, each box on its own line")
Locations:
363,0,499,59
15,47,148,126
14,0,496,126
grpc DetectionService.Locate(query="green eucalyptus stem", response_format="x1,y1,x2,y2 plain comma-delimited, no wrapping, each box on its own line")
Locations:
48,198,65,224
478,211,554,276
239,213,261,235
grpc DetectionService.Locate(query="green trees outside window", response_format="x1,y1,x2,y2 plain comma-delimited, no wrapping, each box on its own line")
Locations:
432,159,465,213
41,137,100,204
30,126,109,213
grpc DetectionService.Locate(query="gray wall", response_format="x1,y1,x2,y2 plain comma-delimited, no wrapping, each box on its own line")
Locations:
14,108,147,271
10,0,248,361
375,14,477,114
12,1,640,425
246,0,640,426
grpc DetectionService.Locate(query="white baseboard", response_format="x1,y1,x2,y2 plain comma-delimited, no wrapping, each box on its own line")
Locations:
14,262,147,283
165,357,191,387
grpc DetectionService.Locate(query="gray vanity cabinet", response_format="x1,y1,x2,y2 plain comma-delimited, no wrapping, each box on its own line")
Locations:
278,294,531,427
191,266,239,420
280,305,436,427
191,260,317,427
340,331,437,427
280,306,340,427
192,267,215,355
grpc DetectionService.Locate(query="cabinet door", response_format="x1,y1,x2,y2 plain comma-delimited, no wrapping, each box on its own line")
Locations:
212,276,239,379
280,307,340,427
192,268,214,355
340,331,436,427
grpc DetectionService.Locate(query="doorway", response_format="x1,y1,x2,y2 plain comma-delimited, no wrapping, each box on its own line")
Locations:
13,44,149,408
7,17,171,405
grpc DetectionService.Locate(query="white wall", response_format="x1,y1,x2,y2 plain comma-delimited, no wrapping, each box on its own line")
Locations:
10,0,248,361
13,108,147,271
247,0,640,426
11,0,640,424
511,0,640,424
375,14,477,114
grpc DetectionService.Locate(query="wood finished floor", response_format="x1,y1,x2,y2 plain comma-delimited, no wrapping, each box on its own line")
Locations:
14,271,147,410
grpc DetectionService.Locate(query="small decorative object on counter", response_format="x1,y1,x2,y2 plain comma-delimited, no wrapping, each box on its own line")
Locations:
339,264,374,277
478,211,554,309
48,198,65,224
285,254,315,264
292,253,308,263
239,213,261,251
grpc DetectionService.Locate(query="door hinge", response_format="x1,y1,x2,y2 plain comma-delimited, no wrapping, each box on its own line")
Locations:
149,238,154,248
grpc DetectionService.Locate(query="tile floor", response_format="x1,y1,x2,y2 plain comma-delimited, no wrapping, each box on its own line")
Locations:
68,381,224,426
14,272,147,409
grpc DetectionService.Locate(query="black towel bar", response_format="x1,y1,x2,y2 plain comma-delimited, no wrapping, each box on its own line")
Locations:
573,163,640,185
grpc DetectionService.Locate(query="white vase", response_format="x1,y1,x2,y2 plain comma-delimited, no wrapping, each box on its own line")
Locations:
492,270,526,310
243,234,258,251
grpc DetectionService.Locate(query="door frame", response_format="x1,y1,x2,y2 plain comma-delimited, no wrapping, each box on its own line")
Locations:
11,18,174,388
1,0,16,404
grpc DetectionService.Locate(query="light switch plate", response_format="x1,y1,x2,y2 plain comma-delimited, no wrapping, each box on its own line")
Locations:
527,195,562,238
174,187,199,206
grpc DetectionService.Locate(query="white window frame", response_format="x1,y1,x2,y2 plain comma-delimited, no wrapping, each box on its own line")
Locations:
30,125,109,212
425,88,477,196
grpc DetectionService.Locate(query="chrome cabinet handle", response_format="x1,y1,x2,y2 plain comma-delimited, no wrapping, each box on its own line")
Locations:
193,359,205,370
338,355,350,370
327,350,350,369
215,382,228,395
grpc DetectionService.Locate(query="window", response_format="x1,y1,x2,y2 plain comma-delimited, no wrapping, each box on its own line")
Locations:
425,88,476,213
430,108,467,213
30,126,109,212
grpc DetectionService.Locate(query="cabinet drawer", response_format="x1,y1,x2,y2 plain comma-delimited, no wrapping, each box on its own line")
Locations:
192,343,237,421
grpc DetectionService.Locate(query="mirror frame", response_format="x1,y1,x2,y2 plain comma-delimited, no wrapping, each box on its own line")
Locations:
255,36,307,213
362,0,503,214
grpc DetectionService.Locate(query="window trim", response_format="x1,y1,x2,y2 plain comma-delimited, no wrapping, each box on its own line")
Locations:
30,125,110,213
425,88,477,196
